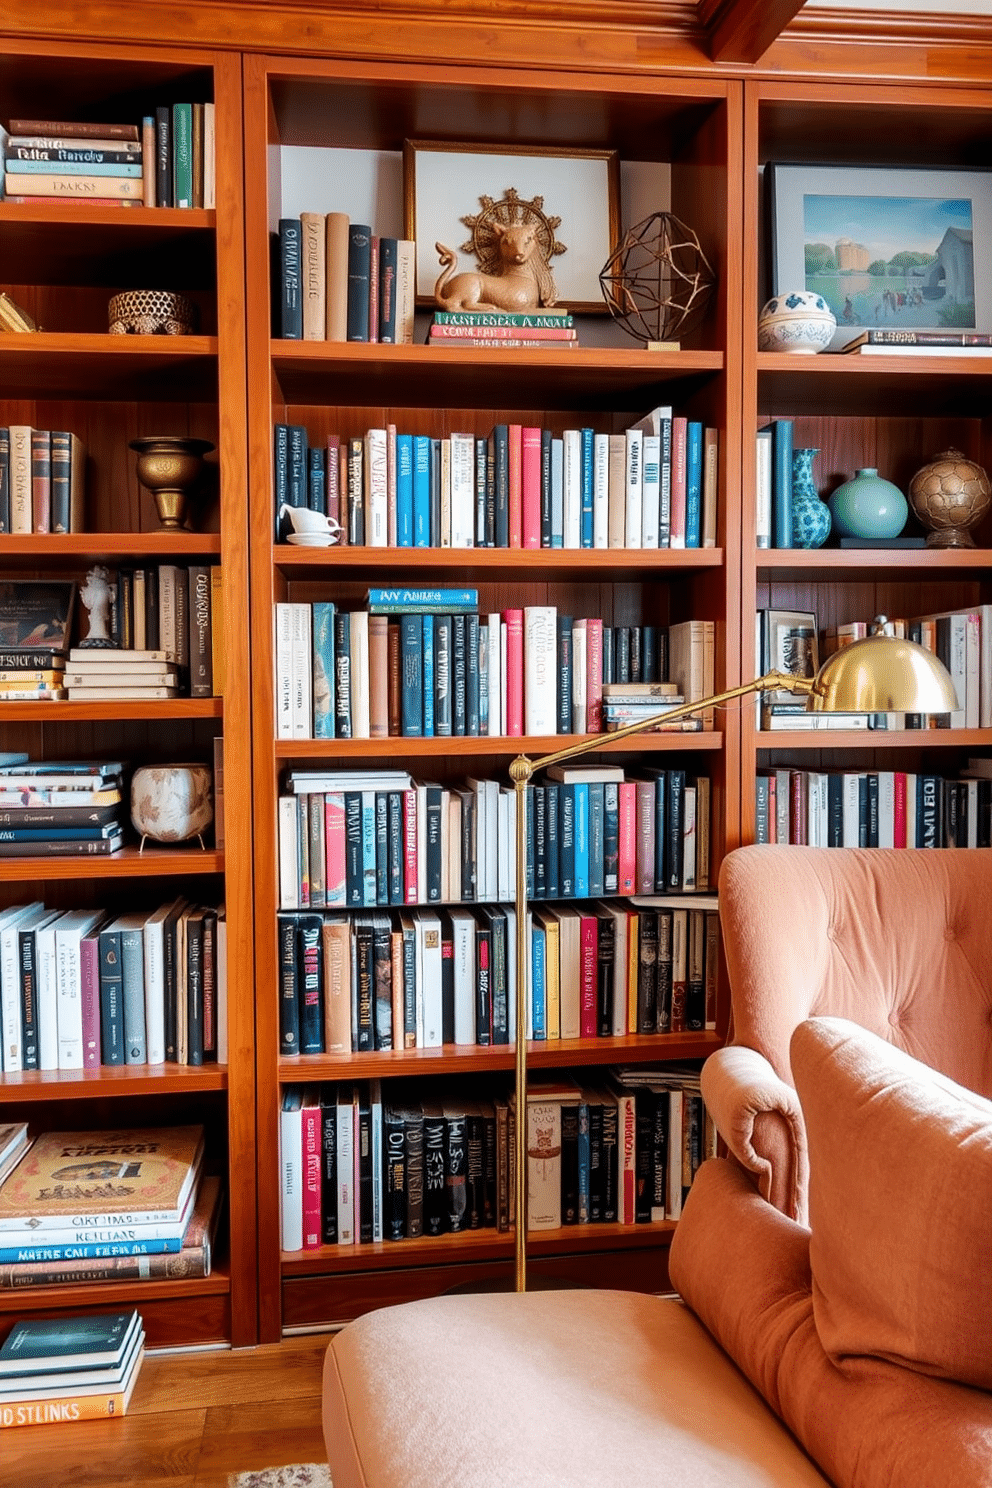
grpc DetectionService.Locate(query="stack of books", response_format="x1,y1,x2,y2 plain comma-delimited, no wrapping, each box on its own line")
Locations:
64,647,180,701
0,1309,145,1428
601,682,691,731
0,578,76,698
0,756,126,857
427,309,578,350
1,425,85,535
0,1126,218,1295
1,120,146,204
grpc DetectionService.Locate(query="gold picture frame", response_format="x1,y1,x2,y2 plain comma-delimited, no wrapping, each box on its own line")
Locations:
403,139,621,315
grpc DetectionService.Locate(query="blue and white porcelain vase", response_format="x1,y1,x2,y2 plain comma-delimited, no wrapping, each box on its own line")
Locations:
791,447,831,549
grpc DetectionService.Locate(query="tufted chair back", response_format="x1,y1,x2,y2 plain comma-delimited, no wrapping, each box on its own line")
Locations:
702,845,992,1221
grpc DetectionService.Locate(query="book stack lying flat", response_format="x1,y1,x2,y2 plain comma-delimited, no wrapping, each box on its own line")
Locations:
427,309,578,350
0,758,126,856
64,648,179,700
0,1308,145,1428
1,120,145,205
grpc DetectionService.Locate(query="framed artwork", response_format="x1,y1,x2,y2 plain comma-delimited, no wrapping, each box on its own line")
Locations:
767,164,992,335
403,139,620,314
0,579,76,652
761,608,818,708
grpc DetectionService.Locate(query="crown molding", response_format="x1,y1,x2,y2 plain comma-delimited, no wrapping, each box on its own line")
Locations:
789,6,992,46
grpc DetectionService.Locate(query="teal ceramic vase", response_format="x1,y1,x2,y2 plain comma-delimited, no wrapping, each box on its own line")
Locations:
828,467,908,540
791,448,831,549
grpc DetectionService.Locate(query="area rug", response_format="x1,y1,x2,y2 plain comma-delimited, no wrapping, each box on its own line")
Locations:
228,1467,332,1487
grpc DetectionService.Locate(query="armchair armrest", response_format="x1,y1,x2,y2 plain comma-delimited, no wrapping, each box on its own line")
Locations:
701,1045,809,1223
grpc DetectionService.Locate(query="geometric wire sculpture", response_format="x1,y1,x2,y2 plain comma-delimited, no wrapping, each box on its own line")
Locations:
599,211,716,344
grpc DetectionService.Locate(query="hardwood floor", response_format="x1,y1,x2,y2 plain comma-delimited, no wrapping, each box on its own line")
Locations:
3,1334,332,1488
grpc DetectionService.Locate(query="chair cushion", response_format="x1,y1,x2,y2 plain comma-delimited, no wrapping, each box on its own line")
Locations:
323,1289,831,1488
791,1015,992,1390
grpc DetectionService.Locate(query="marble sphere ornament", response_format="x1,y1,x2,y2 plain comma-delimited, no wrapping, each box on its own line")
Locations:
131,763,214,851
758,291,836,354
599,211,716,344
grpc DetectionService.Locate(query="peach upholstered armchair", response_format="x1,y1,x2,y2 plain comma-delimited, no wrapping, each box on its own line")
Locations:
701,844,992,1224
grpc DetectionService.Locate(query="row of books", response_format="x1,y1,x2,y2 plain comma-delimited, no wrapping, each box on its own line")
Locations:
0,757,126,859
0,1306,145,1428
0,111,215,208
278,765,712,914
756,762,992,849
0,1124,219,1297
757,607,991,732
280,1069,714,1250
274,407,719,550
276,899,718,1057
277,213,416,344
275,595,713,741
0,895,228,1073
0,426,85,535
425,308,579,351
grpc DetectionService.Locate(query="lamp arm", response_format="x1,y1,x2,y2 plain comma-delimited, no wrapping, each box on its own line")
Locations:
510,667,807,1291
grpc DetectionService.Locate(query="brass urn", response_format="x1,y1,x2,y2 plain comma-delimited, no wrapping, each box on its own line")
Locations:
908,447,991,549
129,435,215,529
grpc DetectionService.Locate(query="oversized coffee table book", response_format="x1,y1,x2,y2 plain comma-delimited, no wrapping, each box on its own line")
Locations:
0,1309,145,1427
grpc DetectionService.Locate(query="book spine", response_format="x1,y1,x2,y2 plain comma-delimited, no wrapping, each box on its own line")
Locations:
346,224,372,342
29,429,50,534
171,102,193,207
278,218,302,339
188,565,213,697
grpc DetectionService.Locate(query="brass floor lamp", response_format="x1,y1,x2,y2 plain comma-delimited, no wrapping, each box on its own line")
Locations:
509,619,959,1291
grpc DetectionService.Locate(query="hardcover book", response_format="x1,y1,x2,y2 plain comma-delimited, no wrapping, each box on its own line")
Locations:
0,581,75,654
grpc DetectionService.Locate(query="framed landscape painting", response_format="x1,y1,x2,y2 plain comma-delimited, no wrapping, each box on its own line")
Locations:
768,164,992,336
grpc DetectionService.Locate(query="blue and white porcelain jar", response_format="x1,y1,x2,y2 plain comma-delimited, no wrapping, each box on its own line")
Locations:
758,291,837,354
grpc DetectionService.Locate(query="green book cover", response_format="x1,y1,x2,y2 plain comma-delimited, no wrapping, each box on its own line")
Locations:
172,102,194,208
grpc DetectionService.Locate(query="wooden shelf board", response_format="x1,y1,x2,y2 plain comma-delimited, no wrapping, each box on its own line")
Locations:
755,728,992,750
276,546,724,578
0,1064,227,1101
0,204,216,288
0,845,223,882
271,343,724,410
1,1268,230,1315
758,547,992,579
0,333,218,400
0,698,222,721
757,352,992,418
282,1221,676,1275
276,733,722,761
279,1031,719,1082
0,533,221,562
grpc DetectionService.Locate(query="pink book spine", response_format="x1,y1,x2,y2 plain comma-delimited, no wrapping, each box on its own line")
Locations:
403,789,419,903
893,772,907,849
325,792,347,907
504,609,524,736
507,424,523,548
618,781,638,894
80,931,101,1068
635,780,655,893
585,617,603,733
579,914,598,1039
301,1101,323,1249
521,426,542,549
669,416,688,546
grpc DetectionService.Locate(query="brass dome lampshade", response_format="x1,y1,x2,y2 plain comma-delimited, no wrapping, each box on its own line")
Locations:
808,619,960,716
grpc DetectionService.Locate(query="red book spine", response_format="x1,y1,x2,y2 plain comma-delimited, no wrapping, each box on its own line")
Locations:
428,323,576,340
507,424,522,548
669,416,688,547
301,1100,323,1249
403,788,419,903
635,780,655,893
504,608,524,736
893,771,908,848
618,781,637,894
79,932,101,1069
579,913,598,1038
521,426,542,550
585,617,603,733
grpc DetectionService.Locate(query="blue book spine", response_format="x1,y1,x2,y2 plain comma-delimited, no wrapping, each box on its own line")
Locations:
588,782,605,898
119,923,146,1066
413,436,432,547
603,782,620,895
400,615,423,736
550,437,564,548
377,236,398,343
532,784,547,899
273,423,290,537
0,827,116,841
540,429,553,547
361,792,378,905
685,421,703,548
434,614,452,737
396,435,414,546
98,927,125,1067
465,613,480,737
422,615,435,738
573,783,590,898
278,218,302,339
545,784,560,898
346,223,371,343
287,424,308,510
525,786,535,900
387,792,404,904
14,159,143,175
773,418,794,549
308,446,326,513
451,614,467,737
493,425,509,548
367,587,478,612
297,914,324,1053
577,1100,591,1223
478,620,489,734
0,1235,183,1263
580,426,594,548
531,922,546,1040
375,793,389,905
312,601,336,740
559,785,576,897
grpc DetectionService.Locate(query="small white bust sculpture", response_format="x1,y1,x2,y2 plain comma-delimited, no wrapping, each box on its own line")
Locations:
78,564,115,648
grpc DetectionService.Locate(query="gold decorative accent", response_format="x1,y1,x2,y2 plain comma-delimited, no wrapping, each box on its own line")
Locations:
108,289,198,336
129,435,215,530
908,447,992,549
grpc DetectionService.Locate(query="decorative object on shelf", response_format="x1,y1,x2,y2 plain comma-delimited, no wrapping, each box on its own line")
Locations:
107,289,198,335
279,503,341,546
908,447,992,548
790,448,831,548
828,466,909,540
404,139,619,313
758,291,836,354
0,578,76,652
0,290,38,333
130,763,214,851
768,163,992,336
77,565,116,648
599,212,715,346
129,434,215,530
507,623,957,1291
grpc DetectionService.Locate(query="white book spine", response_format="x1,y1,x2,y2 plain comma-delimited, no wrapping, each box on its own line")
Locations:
640,433,661,549
278,794,300,909
593,433,610,549
965,612,980,729
419,914,443,1048
0,921,25,1073
877,771,895,849
349,609,370,740
607,433,627,549
291,602,313,739
36,915,61,1070
682,786,697,888
562,428,582,549
365,427,389,547
526,1099,562,1229
523,605,557,736
280,1098,304,1252
451,913,476,1045
624,428,643,550
842,773,861,847
497,788,511,903
370,1080,383,1243
274,603,295,739
439,436,451,548
336,1094,355,1245
904,774,917,849
449,431,476,548
56,925,93,1070
487,614,502,737
572,620,588,735
142,912,166,1065
550,436,564,546
755,430,772,548
505,904,517,1043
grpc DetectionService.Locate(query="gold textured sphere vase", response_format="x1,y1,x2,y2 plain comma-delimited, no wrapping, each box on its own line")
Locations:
908,448,991,549
129,435,215,530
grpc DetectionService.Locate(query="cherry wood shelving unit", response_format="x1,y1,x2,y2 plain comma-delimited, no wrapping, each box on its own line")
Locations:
0,38,255,1348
